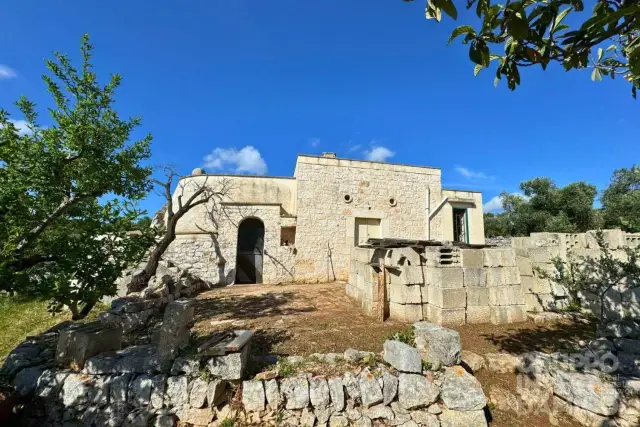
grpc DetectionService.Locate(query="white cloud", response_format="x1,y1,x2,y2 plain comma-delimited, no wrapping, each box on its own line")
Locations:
203,146,267,175
0,65,17,80
455,166,494,180
364,146,395,162
483,195,503,213
347,144,362,153
483,192,528,213
309,138,320,148
0,119,33,135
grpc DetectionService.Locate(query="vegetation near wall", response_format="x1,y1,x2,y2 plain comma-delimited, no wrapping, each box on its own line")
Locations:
485,166,640,237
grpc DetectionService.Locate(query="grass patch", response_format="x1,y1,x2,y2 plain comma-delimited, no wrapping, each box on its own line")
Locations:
0,295,106,363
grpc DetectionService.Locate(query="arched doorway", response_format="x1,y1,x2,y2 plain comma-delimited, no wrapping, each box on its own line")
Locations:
235,218,265,284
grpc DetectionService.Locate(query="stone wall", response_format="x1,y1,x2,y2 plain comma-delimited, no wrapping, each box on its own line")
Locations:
165,204,297,285
347,246,526,326
1,295,252,427
511,229,640,320
295,156,445,283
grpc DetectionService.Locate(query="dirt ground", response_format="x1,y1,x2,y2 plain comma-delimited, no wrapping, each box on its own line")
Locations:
192,281,593,427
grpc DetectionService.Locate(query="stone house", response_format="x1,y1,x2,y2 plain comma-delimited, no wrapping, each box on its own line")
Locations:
165,153,485,285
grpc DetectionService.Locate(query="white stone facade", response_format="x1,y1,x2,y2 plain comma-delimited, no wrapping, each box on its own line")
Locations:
165,154,485,285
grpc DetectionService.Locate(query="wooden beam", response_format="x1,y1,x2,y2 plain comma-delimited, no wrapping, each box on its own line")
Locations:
377,256,386,322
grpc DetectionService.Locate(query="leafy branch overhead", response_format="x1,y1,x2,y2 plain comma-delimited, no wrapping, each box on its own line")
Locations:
404,0,640,97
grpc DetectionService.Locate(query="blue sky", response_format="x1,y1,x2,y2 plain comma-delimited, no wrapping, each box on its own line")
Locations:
1,0,637,215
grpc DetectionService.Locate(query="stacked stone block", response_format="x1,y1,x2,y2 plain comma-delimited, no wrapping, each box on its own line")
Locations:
481,248,526,324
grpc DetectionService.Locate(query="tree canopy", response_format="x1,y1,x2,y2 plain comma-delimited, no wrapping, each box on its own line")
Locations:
485,166,640,237
404,0,640,97
602,165,640,232
0,35,153,318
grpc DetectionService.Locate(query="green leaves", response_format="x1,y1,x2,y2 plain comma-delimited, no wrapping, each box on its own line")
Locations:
405,0,640,96
433,0,458,19
507,16,529,40
448,25,476,44
469,39,490,66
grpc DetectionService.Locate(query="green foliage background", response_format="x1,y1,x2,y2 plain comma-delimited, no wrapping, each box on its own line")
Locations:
485,166,640,237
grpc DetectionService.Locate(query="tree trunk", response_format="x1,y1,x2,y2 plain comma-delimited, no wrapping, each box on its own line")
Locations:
130,226,176,291
70,301,96,320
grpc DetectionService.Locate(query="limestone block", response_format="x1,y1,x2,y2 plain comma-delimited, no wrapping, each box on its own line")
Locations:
602,229,626,249
56,322,123,370
425,267,463,288
528,246,562,264
242,380,265,412
359,371,384,408
403,285,423,304
413,322,462,366
502,249,516,267
157,299,195,368
482,249,503,267
441,366,487,411
389,302,423,322
206,346,250,381
460,249,483,268
552,370,619,416
516,256,534,276
439,409,488,427
520,275,535,293
427,286,467,309
466,288,489,307
389,248,423,267
485,268,505,286
489,285,525,306
281,377,310,410
398,373,440,410
383,340,422,373
463,268,486,287
490,306,526,324
530,277,552,294
503,267,521,285
525,293,554,313
466,306,491,324
424,305,466,326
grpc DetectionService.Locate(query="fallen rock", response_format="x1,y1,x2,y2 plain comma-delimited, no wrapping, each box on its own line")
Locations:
398,373,439,410
552,369,619,416
343,371,361,401
413,322,462,367
383,340,422,373
441,366,487,411
460,350,485,373
344,349,376,364
489,387,522,413
485,353,520,374
12,366,44,396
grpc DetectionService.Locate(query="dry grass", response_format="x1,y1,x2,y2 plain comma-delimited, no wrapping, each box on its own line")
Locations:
191,282,596,427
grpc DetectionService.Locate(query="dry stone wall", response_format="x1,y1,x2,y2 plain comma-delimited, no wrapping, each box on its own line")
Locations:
512,229,640,320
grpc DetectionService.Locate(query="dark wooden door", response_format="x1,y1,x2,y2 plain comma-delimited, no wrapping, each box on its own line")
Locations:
235,218,264,284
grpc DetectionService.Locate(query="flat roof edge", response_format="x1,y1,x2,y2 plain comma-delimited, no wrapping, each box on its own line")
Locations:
297,154,441,172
